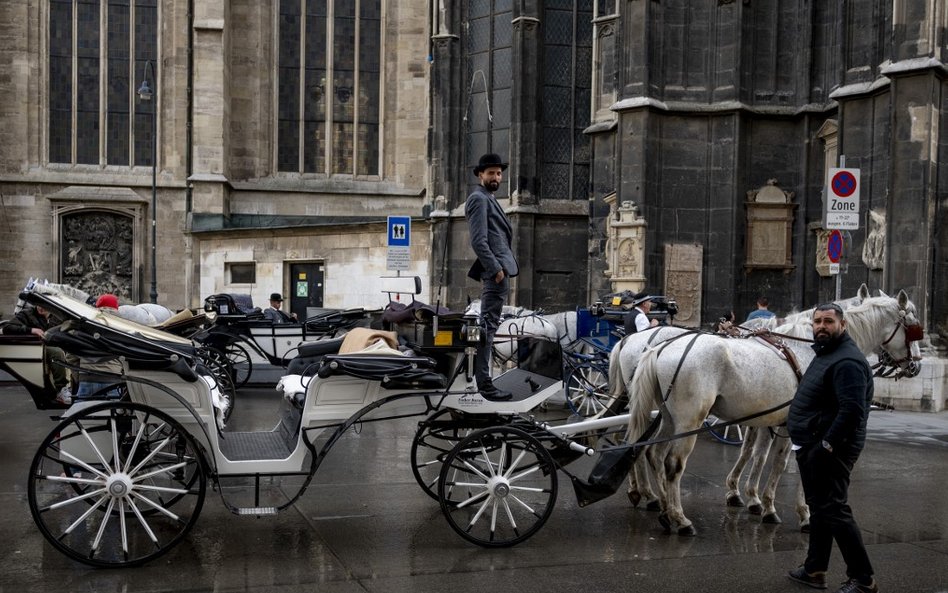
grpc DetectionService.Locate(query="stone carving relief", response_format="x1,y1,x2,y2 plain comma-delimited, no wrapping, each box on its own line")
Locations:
61,212,135,300
861,209,886,270
664,244,702,328
745,179,797,271
603,194,647,294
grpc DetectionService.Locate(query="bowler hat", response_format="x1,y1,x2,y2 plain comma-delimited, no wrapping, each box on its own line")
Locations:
269,293,284,302
631,292,652,307
473,153,508,176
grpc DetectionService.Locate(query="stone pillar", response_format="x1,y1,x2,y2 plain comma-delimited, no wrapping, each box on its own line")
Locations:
508,1,541,206
429,1,462,210
190,1,230,217
603,194,646,294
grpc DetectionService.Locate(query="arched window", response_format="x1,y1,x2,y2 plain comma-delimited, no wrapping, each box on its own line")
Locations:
48,0,158,166
277,0,382,176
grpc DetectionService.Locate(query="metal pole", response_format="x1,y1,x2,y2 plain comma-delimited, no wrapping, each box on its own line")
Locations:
834,155,844,302
147,61,158,304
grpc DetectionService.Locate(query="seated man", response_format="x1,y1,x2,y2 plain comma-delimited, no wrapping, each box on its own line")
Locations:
263,293,297,324
2,303,72,404
73,294,125,400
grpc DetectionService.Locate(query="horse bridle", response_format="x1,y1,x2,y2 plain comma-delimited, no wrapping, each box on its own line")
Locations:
874,312,923,378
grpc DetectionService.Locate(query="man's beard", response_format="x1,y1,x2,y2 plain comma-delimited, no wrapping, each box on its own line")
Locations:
814,329,841,344
484,179,500,192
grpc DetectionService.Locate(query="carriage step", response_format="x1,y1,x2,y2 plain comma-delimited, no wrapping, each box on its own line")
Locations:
235,507,278,516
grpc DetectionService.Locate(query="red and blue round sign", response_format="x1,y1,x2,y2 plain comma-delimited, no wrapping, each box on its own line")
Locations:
831,171,857,198
827,229,843,263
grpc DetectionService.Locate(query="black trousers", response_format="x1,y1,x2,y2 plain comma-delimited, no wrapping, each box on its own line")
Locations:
474,275,509,387
796,443,874,582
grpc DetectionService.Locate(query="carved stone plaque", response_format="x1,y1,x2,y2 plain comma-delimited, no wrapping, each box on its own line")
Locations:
745,179,797,271
61,212,135,300
664,243,702,328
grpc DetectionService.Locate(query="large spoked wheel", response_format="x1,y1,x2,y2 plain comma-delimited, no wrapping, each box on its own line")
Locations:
704,415,745,445
564,363,616,418
223,342,252,388
411,409,488,504
438,426,557,548
28,401,207,567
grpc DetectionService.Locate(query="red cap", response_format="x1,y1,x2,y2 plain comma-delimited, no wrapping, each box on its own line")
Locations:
95,294,119,310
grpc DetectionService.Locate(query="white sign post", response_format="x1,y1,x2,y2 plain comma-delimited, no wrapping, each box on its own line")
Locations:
825,167,861,230
386,216,411,272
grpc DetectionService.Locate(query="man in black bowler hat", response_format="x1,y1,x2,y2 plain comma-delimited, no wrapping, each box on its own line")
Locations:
263,292,296,323
465,153,519,401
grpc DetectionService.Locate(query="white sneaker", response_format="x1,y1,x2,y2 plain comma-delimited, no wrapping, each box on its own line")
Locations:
55,386,73,405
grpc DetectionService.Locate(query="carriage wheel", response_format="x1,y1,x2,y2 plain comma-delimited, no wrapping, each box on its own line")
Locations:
223,343,252,389
704,415,745,445
438,426,557,547
201,351,237,422
410,409,483,504
565,363,616,418
28,402,207,567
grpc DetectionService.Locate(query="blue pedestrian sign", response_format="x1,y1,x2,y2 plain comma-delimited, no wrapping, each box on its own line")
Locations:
388,216,410,247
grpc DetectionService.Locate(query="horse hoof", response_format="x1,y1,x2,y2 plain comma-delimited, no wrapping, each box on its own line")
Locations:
627,490,642,507
762,513,782,524
726,495,745,508
678,524,697,537
748,503,763,515
645,500,662,512
800,523,811,534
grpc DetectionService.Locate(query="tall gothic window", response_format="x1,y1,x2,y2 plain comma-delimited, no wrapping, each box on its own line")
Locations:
277,0,382,176
541,0,592,200
48,0,158,166
465,0,512,197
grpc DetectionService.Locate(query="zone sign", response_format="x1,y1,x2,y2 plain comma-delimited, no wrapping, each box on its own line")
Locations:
825,168,860,230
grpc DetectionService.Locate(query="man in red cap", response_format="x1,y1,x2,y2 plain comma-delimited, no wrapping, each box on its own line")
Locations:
72,294,124,400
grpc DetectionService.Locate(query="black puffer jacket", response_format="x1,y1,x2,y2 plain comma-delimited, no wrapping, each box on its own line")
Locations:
787,332,873,452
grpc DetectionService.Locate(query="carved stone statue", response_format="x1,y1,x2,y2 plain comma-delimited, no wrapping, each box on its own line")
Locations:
603,194,647,294
861,209,886,270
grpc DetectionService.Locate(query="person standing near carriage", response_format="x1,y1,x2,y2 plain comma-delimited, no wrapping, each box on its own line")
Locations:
787,302,878,593
465,153,519,402
623,292,659,334
3,302,72,404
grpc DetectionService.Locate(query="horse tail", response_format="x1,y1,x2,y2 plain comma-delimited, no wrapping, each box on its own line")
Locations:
625,346,661,443
607,337,626,402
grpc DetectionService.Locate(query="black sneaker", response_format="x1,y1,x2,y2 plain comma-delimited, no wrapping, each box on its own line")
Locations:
834,578,878,593
788,566,828,589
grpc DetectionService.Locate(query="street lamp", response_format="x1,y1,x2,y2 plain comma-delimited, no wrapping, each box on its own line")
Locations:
137,60,158,304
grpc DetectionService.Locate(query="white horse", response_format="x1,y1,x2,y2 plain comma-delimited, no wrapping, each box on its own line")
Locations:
610,287,871,521
489,310,579,365
624,291,921,535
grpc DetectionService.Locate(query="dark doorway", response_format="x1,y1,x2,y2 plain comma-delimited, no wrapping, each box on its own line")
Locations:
288,262,325,321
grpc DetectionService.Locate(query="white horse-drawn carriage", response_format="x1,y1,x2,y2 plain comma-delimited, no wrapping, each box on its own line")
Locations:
5,279,924,568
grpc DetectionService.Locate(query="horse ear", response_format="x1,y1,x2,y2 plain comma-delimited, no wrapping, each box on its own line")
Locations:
858,283,869,302
897,289,909,309
878,288,889,298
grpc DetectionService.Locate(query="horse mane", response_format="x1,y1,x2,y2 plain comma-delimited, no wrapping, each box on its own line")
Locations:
837,295,895,354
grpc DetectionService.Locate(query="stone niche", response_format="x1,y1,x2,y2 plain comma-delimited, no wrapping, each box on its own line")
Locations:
603,193,647,294
745,179,797,272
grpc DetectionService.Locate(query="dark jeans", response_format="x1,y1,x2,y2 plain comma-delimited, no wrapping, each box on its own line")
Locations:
796,443,874,582
474,275,509,387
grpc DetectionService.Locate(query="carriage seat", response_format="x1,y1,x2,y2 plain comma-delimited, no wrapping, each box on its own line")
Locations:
286,336,346,376
316,353,446,389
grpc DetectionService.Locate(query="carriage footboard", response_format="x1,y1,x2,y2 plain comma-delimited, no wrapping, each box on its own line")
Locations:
218,399,302,461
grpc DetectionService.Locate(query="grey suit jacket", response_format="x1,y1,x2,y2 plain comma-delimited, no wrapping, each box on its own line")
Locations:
465,185,519,281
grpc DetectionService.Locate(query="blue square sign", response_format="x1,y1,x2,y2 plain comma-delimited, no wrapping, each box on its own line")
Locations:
387,216,411,247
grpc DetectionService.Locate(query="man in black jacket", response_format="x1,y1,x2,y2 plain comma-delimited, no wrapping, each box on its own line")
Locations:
786,303,877,593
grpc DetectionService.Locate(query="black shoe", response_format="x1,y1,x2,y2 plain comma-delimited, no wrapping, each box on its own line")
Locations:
834,578,878,593
479,385,513,401
788,566,828,589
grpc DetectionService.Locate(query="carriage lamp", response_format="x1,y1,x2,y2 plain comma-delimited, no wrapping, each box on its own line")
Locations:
463,324,481,344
